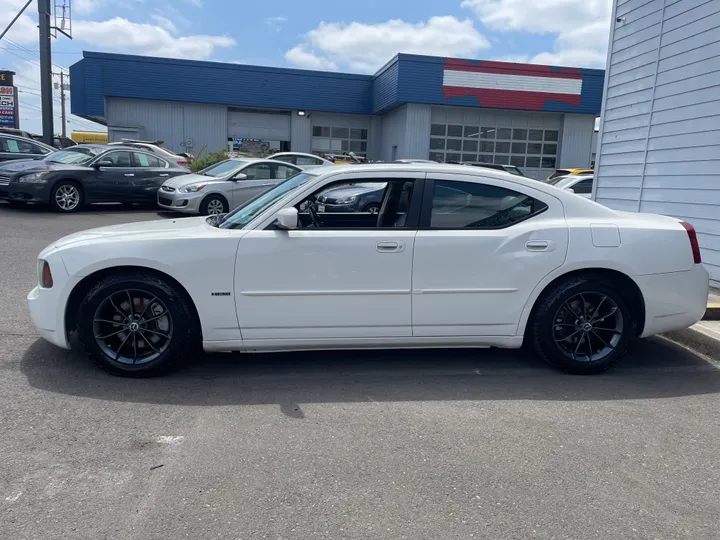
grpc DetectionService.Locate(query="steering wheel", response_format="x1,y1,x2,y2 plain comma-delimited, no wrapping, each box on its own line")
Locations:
306,200,322,228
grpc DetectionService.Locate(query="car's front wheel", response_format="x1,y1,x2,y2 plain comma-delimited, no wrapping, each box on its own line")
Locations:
529,275,635,374
50,180,83,213
76,272,199,377
363,203,380,214
200,195,228,216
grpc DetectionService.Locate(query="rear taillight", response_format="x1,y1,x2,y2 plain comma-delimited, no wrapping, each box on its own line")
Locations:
680,221,702,264
40,260,53,288
177,160,188,166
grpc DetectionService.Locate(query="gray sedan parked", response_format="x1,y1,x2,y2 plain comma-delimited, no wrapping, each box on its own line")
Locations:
157,158,302,215
0,132,55,163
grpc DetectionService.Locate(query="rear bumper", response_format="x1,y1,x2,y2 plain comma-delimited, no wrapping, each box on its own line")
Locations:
636,264,709,337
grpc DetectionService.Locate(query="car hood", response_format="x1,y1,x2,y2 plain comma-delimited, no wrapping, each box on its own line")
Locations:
0,160,87,174
53,216,214,250
162,173,218,188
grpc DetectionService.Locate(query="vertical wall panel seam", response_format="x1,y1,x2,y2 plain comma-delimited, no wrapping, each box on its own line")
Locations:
636,0,669,211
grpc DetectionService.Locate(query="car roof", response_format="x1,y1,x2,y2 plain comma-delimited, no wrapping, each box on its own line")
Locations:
270,152,331,160
230,158,301,166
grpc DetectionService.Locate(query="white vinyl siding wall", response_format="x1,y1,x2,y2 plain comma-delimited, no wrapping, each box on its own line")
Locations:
595,0,720,283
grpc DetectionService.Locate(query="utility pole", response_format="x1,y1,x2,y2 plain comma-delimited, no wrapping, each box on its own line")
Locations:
38,0,54,145
55,71,67,137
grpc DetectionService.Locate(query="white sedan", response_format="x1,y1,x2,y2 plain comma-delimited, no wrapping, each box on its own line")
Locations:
267,152,334,169
548,174,594,198
28,164,708,377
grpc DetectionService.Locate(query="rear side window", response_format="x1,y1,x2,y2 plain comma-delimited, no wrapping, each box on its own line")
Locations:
133,152,162,167
572,178,593,194
296,156,323,166
428,180,548,229
0,136,47,154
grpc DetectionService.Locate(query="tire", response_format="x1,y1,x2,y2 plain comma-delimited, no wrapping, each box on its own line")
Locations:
529,275,635,375
363,203,380,214
200,195,228,216
76,272,199,377
50,180,83,213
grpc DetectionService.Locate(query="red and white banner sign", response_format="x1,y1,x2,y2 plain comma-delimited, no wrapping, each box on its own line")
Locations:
442,59,584,110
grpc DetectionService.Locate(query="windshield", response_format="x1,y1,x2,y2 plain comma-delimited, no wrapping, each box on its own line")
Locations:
200,160,248,177
219,173,314,230
44,147,103,164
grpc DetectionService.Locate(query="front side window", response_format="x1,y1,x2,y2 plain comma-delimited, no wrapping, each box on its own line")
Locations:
100,151,132,167
297,178,416,229
428,180,548,229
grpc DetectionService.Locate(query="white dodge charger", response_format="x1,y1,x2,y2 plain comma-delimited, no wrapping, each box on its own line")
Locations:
28,164,708,377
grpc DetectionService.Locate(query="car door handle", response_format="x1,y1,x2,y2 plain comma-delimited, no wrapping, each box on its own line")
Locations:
259,183,273,187
525,240,550,251
124,173,135,177
159,173,169,177
376,241,402,253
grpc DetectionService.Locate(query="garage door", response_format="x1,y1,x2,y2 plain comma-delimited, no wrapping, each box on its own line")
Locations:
227,110,291,141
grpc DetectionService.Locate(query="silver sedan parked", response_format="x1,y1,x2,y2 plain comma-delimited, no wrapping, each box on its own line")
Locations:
157,158,302,215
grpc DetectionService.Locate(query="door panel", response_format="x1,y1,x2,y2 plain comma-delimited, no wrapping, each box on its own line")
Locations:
412,175,568,337
132,152,172,202
229,163,278,209
234,230,416,340
93,151,136,202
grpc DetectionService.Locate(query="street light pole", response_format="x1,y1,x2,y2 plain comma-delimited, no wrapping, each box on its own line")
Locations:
38,0,54,145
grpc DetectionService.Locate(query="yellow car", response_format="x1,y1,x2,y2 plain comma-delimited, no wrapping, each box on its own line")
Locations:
546,168,594,182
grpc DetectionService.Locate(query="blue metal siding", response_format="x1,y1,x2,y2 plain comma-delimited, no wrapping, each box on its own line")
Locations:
372,58,400,114
72,52,373,118
71,51,604,119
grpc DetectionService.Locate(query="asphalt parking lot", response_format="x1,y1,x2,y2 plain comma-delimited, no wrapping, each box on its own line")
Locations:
2,202,720,540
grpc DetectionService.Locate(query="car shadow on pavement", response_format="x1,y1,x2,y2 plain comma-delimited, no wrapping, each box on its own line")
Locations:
20,336,720,409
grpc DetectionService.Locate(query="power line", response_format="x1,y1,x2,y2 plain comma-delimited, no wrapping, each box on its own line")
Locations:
2,37,68,72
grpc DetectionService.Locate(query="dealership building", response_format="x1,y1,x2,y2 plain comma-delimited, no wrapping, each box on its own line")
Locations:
70,51,604,180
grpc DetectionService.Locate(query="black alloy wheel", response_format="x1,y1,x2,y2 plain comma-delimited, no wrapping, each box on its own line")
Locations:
530,275,635,374
77,273,198,376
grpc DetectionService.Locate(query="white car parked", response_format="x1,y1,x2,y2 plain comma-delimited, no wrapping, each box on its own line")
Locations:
549,174,594,198
267,152,334,169
157,158,302,215
108,140,193,167
29,164,708,377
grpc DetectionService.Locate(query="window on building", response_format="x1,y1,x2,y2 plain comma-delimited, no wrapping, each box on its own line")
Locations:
428,180,548,229
427,123,560,173
312,124,369,157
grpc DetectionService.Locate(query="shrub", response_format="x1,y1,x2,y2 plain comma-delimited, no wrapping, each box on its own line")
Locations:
189,148,228,173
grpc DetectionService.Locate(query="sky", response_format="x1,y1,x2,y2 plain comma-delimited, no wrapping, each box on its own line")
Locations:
0,0,612,135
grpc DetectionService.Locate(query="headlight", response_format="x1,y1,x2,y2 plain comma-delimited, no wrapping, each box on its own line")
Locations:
337,195,357,204
179,184,206,193
18,172,49,183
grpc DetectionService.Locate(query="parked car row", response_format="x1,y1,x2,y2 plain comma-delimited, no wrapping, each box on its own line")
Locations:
0,142,596,213
0,127,76,150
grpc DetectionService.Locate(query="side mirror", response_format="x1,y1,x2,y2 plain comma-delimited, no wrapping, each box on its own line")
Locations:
273,207,298,230
566,188,575,193
95,159,113,168
232,173,247,181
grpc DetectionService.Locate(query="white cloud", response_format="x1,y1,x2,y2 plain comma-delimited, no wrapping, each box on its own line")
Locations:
265,16,287,32
73,17,235,60
73,0,100,15
150,14,178,35
462,0,612,68
0,0,39,45
285,16,490,73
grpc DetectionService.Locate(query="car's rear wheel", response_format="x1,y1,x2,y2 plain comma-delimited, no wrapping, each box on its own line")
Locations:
50,181,83,213
76,273,199,377
200,195,228,216
529,275,635,374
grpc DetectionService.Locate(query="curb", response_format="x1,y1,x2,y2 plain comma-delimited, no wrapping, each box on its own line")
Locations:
704,303,720,321
662,323,720,363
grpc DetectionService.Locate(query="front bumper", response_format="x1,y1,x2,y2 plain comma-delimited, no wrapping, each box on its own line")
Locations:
7,181,52,203
27,254,73,350
157,189,204,214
